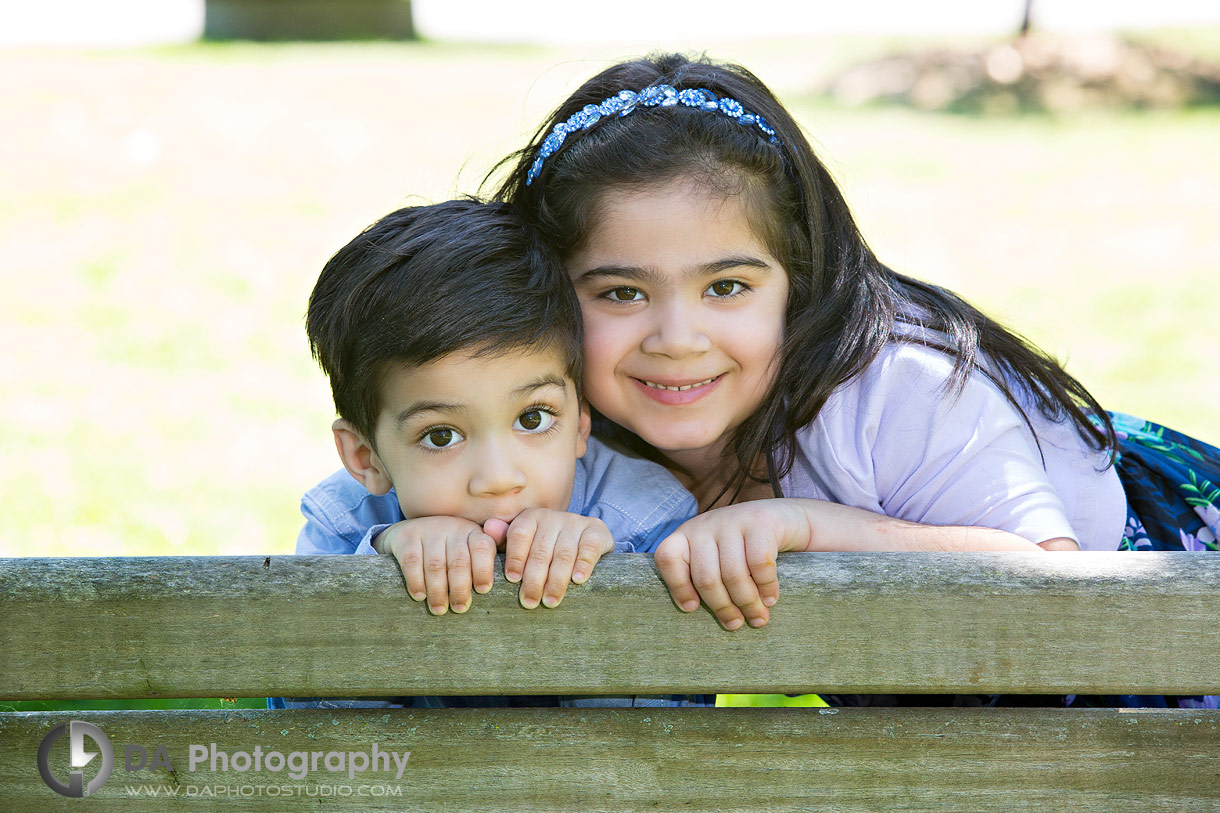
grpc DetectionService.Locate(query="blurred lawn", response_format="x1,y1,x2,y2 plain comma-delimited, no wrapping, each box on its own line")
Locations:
1,35,1217,558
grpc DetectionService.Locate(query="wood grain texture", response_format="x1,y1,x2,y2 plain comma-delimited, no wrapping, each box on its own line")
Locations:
2,708,1218,811
2,552,1218,699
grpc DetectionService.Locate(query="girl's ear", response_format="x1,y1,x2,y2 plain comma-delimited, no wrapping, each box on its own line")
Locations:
332,419,394,495
575,399,592,459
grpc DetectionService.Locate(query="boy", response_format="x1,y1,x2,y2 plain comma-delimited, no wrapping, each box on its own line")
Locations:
299,198,696,617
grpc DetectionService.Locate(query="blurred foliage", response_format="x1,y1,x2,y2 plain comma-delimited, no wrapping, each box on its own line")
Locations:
823,33,1220,113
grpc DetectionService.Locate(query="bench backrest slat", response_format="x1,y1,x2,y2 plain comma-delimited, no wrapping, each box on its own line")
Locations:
3,706,1219,811
3,552,1217,699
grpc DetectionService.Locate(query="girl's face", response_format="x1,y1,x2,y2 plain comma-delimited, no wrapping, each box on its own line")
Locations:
567,178,789,464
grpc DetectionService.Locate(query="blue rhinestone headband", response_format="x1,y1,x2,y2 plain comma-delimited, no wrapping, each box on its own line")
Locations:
525,84,781,186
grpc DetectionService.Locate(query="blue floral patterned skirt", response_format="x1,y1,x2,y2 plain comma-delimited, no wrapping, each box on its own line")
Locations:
1089,413,1219,709
1110,413,1220,552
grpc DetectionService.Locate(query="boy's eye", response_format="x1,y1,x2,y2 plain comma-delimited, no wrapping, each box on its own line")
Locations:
420,427,464,448
708,279,744,297
608,286,643,302
514,409,556,433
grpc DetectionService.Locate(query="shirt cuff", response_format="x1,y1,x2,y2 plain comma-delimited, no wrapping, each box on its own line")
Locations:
355,524,394,555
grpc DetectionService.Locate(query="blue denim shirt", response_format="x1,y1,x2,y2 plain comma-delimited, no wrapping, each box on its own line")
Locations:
278,437,711,710
297,436,696,556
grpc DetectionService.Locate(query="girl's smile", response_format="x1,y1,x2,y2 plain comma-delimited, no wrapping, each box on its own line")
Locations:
567,177,789,473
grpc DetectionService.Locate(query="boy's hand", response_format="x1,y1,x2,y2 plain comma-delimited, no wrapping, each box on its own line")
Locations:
502,509,614,609
374,516,498,615
653,500,811,631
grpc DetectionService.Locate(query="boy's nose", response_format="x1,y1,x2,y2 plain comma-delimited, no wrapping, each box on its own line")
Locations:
468,439,527,497
640,301,711,358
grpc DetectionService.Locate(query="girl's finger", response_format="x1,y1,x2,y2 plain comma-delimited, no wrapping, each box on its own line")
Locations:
468,531,497,595
744,526,780,613
718,530,768,629
654,533,699,612
503,514,539,583
687,533,745,631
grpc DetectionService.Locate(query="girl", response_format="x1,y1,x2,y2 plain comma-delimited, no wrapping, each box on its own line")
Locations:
493,53,1220,645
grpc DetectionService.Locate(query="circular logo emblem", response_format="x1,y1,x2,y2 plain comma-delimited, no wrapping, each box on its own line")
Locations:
37,721,114,797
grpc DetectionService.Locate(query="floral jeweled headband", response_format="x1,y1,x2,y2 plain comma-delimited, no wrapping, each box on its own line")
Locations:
525,84,781,186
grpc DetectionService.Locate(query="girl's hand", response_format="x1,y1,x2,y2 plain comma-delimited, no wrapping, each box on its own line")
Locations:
653,500,812,631
374,516,497,615
655,498,1053,630
502,508,615,609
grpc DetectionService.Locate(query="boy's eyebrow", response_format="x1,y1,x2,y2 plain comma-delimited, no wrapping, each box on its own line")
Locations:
394,400,467,428
512,374,569,396
393,375,567,429
572,256,772,284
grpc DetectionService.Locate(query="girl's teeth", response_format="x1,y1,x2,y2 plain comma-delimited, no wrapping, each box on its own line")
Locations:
644,377,716,392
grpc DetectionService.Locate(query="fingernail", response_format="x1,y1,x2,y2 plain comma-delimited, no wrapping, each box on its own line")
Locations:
520,595,539,609
748,616,767,628
505,570,521,583
571,570,587,583
475,583,492,594
725,618,744,631
429,604,447,616
542,595,559,608
763,596,777,607
680,600,699,612
411,592,427,602
452,602,468,614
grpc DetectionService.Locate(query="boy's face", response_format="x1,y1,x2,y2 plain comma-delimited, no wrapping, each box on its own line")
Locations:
363,345,589,526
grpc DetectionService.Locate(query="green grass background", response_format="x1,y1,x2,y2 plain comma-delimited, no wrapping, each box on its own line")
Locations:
1,33,1217,562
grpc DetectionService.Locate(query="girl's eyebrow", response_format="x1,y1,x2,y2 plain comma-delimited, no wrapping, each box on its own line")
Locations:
572,255,773,284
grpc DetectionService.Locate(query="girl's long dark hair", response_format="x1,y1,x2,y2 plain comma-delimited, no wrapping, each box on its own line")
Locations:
492,53,1115,498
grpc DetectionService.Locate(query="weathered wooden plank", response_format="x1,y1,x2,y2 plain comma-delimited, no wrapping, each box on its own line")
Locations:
1,708,1217,811
2,553,1218,699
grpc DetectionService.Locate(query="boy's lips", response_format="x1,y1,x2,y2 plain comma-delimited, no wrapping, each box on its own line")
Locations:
631,374,723,405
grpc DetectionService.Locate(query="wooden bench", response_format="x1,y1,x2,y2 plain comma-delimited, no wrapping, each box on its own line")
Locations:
2,552,1218,810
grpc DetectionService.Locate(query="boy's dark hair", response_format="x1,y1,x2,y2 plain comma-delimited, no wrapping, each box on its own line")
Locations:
306,199,581,442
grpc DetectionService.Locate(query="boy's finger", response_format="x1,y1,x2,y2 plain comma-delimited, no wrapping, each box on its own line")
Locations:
469,531,497,595
518,522,558,609
503,514,539,584
571,526,611,584
653,534,700,613
482,518,509,547
719,531,768,629
540,526,581,608
396,535,428,602
423,540,450,615
687,533,745,631
514,520,558,607
446,536,473,614
744,527,780,611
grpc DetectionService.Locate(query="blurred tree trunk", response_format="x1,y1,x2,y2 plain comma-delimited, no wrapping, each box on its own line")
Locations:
1018,0,1033,37
204,0,417,41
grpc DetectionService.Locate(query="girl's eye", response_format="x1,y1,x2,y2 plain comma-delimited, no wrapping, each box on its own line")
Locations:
708,279,745,297
514,409,556,433
420,427,464,448
607,286,643,302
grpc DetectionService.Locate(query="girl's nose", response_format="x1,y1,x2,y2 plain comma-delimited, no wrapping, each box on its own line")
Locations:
468,439,527,497
640,300,711,358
